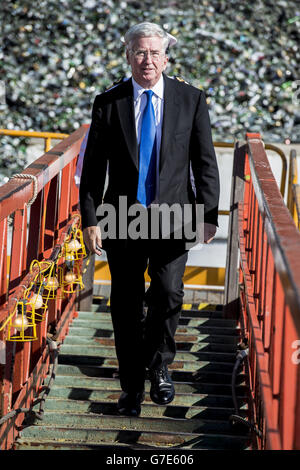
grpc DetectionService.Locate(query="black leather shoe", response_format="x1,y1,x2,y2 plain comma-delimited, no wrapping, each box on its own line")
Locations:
149,366,175,405
117,391,145,417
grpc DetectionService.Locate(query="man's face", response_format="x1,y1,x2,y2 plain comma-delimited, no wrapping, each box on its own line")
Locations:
126,36,169,88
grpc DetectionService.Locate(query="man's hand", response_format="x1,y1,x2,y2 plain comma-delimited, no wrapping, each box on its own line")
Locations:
204,223,217,244
83,226,102,256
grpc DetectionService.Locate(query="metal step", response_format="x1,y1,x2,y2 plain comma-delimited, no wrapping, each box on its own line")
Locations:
20,410,249,435
76,311,238,328
48,386,249,408
57,356,243,375
16,426,252,450
14,296,255,451
58,344,238,364
37,397,248,420
51,374,249,396
59,344,238,363
53,362,247,385
63,334,240,352
70,318,241,336
67,327,240,345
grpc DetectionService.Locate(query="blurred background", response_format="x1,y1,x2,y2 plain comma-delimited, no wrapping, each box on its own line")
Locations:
0,0,299,185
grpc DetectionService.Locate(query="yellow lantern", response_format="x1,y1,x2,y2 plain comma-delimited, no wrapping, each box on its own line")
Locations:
64,271,77,284
66,239,81,252
7,301,37,342
13,313,30,332
27,291,44,309
45,276,59,290
42,261,63,300
62,262,84,295
64,227,86,261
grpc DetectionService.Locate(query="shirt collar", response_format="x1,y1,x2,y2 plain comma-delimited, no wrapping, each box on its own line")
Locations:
132,75,164,101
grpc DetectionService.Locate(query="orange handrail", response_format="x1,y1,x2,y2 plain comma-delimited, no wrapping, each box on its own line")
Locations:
238,133,300,450
0,125,88,450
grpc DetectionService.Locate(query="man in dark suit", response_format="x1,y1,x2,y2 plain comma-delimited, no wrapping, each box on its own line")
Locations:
79,22,220,416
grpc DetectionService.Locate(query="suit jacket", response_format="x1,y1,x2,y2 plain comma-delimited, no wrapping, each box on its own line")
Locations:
79,73,220,232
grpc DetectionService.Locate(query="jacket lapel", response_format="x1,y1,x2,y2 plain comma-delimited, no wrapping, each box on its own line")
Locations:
159,74,180,172
116,78,139,170
115,75,179,173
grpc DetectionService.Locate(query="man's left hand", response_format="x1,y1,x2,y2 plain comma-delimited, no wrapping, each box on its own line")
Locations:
204,223,217,243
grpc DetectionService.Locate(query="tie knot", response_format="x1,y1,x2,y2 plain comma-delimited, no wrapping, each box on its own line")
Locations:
144,90,154,100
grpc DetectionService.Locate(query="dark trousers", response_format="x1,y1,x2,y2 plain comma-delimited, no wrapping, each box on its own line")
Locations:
103,238,188,393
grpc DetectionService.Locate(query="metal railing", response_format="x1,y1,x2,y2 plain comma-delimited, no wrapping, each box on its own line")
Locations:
0,129,69,153
213,141,288,198
1,125,299,450
0,126,86,449
237,133,300,450
0,128,288,211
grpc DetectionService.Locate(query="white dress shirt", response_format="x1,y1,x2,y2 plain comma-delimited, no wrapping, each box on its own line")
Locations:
132,75,164,203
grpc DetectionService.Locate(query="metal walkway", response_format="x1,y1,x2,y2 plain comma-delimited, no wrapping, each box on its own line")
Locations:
14,294,254,450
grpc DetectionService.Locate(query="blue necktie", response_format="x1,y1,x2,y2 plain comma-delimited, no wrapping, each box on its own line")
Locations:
137,90,156,207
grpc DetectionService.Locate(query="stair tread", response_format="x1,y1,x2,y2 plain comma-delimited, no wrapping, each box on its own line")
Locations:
70,330,240,341
58,347,239,365
54,364,248,384
43,395,248,410
57,355,243,373
63,336,240,352
23,410,251,437
49,384,248,400
72,319,240,333
57,359,244,377
17,426,252,450
59,344,238,360
77,311,236,326
49,375,248,396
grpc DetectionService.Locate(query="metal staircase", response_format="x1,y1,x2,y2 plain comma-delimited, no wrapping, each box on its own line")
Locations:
14,291,255,450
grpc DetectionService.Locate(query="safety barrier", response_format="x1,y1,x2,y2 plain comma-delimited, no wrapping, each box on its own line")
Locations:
0,125,87,449
238,134,300,450
0,129,69,153
213,141,288,199
0,128,288,202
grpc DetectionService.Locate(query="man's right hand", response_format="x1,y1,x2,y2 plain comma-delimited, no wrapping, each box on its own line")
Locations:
83,226,102,256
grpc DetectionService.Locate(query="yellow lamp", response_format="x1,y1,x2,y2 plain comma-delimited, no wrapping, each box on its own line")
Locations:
7,301,37,342
45,276,59,290
13,313,30,332
27,292,44,309
66,239,81,252
64,271,77,283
